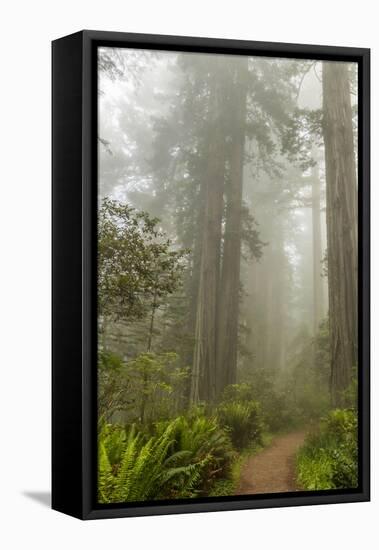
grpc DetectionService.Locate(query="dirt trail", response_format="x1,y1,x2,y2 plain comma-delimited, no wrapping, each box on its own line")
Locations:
236,430,307,495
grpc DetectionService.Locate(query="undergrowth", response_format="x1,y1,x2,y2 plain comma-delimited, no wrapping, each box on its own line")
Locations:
296,408,358,490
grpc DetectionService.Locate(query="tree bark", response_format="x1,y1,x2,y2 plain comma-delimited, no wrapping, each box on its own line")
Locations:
216,57,249,395
262,224,286,372
190,66,226,404
322,62,358,406
311,158,324,335
147,286,158,352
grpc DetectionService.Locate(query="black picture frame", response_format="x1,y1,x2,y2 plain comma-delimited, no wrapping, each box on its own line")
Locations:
52,30,370,520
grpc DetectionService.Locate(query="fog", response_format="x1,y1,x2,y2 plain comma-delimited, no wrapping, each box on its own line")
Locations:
97,47,358,502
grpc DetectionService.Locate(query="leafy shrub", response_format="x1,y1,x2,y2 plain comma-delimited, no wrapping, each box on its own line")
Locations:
246,320,331,432
260,390,298,432
98,351,128,422
98,350,189,424
216,401,263,450
98,415,235,503
297,409,358,490
98,420,206,503
341,368,358,409
219,378,322,434
125,351,188,423
99,421,128,467
155,415,235,494
220,381,288,433
324,409,357,440
221,383,256,404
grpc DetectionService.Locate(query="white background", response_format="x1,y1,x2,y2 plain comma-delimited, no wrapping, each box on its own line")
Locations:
0,1,376,548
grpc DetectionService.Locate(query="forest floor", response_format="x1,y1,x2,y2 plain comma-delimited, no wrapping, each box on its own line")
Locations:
235,429,308,495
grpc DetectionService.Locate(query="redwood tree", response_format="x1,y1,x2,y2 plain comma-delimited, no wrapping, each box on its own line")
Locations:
216,57,249,392
190,61,227,403
322,62,358,406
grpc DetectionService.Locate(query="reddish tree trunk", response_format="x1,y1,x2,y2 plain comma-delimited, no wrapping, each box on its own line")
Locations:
190,67,226,404
216,58,248,395
322,62,358,406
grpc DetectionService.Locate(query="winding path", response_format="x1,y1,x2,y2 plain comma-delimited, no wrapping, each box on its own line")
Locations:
236,429,307,495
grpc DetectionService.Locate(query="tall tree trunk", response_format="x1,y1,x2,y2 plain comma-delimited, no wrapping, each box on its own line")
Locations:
311,159,324,335
190,67,226,404
147,286,158,352
140,287,159,422
216,58,248,395
322,62,358,406
183,185,205,404
274,229,286,371
262,223,286,372
261,243,274,370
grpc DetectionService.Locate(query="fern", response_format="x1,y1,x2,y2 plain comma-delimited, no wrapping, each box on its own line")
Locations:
216,401,263,450
115,430,142,501
98,441,116,503
98,416,235,503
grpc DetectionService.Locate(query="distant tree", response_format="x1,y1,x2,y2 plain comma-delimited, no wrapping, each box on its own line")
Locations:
310,150,325,336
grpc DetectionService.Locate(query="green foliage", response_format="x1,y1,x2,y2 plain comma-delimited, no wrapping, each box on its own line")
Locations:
98,420,201,503
216,400,263,450
220,379,302,433
99,422,128,467
240,205,266,261
98,351,130,421
220,383,256,404
155,415,235,496
297,409,358,490
126,351,187,423
95,53,360,504
98,350,189,423
232,319,331,431
98,197,187,323
98,415,235,503
281,107,323,170
98,441,116,503
341,367,358,409
262,390,301,432
312,319,331,389
267,320,332,430
220,380,291,433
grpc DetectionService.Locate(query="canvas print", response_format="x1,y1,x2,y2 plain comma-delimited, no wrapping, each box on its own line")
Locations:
97,47,358,504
